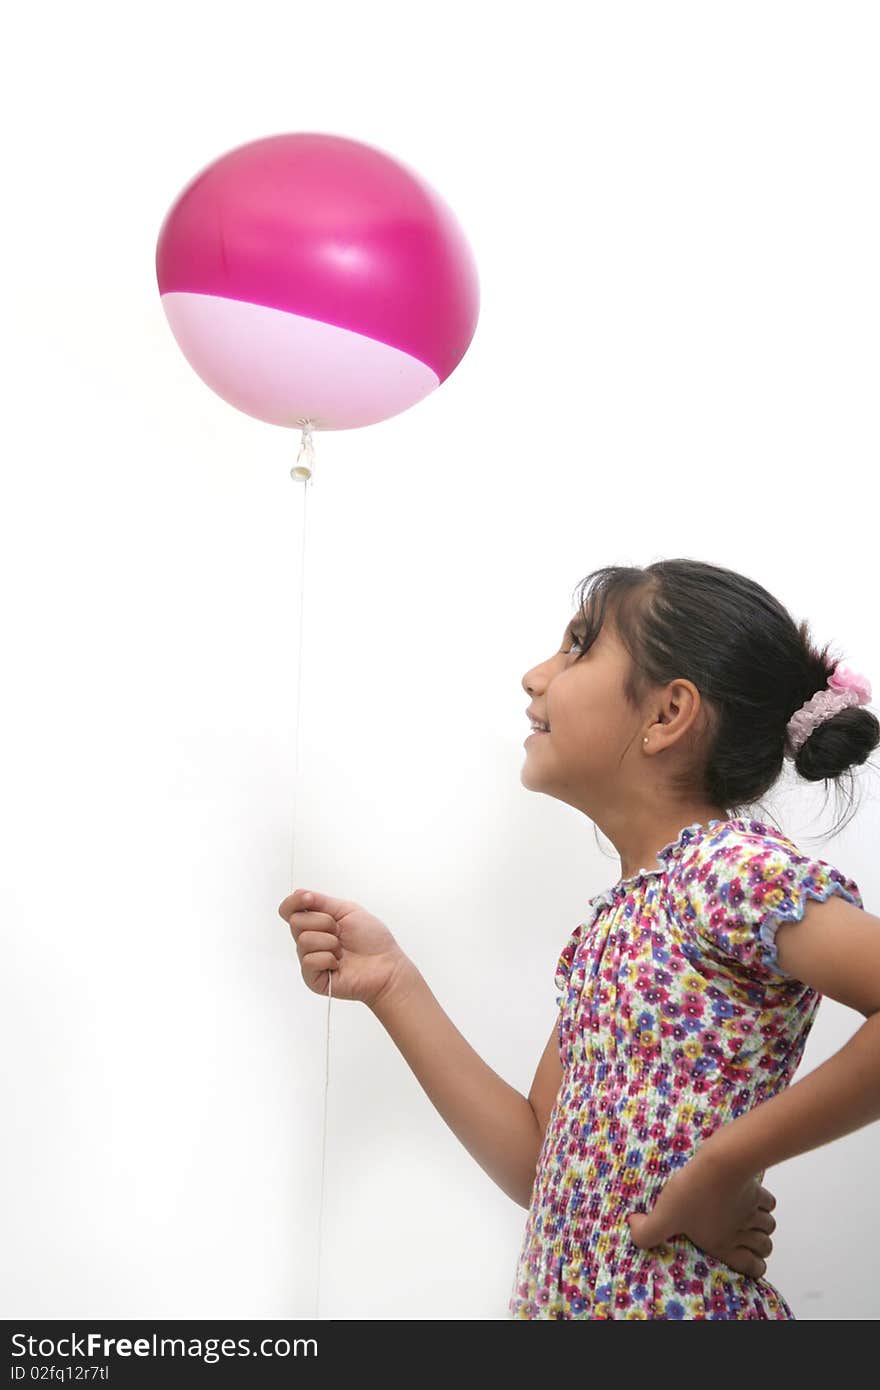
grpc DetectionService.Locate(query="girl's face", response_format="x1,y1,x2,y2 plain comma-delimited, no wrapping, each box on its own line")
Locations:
520,613,649,815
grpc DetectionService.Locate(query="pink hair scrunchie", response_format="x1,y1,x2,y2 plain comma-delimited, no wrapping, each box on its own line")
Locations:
784,662,873,760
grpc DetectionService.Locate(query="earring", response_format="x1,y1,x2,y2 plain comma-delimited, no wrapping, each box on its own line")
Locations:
643,737,648,744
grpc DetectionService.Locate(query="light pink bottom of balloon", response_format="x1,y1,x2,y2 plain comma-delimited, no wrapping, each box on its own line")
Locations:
160,292,441,430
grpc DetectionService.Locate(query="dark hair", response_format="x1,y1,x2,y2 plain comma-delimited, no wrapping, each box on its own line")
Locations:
570,558,880,838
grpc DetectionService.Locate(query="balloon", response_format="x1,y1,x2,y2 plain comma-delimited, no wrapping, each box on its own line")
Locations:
155,132,480,430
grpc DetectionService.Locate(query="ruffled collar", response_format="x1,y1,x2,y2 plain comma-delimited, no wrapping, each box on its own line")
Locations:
591,817,734,909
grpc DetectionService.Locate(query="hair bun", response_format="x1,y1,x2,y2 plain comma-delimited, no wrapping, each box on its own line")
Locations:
793,704,880,781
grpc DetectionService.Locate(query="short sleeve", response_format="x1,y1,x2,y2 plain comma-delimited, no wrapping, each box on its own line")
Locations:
554,921,585,1011
676,822,864,985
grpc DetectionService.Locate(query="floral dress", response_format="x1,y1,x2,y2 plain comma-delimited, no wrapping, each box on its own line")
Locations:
509,817,864,1319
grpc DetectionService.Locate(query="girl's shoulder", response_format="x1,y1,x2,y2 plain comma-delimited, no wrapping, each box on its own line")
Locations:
666,816,864,984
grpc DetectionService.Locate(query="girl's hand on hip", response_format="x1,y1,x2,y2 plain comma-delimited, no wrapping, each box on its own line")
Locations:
626,1149,777,1279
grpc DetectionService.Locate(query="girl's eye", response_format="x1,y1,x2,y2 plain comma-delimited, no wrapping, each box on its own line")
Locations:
567,637,585,656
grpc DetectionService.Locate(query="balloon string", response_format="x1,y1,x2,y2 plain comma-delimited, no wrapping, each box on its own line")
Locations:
289,420,330,1322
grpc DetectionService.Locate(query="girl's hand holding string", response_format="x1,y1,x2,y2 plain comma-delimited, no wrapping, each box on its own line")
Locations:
279,887,417,1009
626,1147,777,1279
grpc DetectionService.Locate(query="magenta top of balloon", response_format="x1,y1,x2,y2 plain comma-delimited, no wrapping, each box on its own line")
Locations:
156,132,480,385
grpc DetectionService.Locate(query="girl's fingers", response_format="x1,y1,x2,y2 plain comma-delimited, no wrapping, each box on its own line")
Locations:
286,909,326,935
278,889,312,920
297,930,341,957
756,1185,776,1210
304,950,339,971
287,916,338,945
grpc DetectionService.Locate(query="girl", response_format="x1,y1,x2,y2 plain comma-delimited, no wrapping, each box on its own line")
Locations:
279,558,880,1319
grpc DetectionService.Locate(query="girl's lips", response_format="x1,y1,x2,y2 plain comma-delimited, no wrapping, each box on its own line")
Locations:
524,729,550,745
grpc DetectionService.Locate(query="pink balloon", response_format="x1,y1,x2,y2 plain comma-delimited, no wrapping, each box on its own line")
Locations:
155,132,480,430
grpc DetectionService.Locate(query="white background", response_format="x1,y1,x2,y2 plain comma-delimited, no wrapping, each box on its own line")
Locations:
3,0,879,1321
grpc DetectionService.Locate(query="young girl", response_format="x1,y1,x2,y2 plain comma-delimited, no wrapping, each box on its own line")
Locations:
279,558,880,1320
